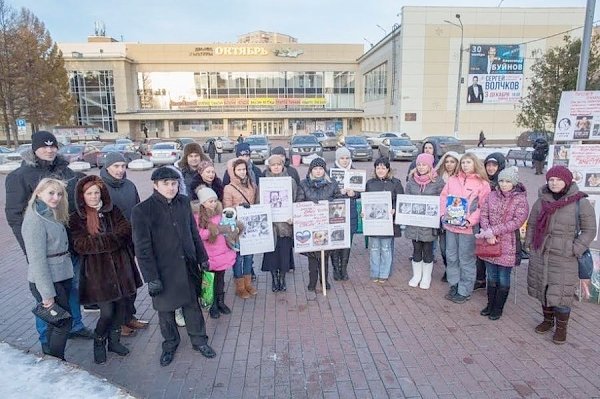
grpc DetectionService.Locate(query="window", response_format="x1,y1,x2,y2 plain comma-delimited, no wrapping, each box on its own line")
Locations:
69,70,117,132
363,63,387,102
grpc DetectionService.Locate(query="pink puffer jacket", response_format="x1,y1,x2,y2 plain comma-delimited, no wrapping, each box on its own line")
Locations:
195,214,236,272
440,172,491,235
478,185,529,267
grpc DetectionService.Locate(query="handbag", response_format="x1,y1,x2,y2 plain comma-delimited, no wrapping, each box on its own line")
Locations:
475,239,502,257
31,302,71,327
575,201,593,279
200,271,215,308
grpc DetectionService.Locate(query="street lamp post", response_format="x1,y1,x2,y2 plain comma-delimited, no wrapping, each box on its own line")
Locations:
444,14,463,139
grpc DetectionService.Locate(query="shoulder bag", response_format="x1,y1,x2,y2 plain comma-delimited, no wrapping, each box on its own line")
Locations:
575,200,593,279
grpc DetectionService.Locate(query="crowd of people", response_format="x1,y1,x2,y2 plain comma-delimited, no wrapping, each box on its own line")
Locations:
5,131,597,368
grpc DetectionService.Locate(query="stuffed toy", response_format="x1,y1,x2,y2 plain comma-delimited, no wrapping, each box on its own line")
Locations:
219,207,242,252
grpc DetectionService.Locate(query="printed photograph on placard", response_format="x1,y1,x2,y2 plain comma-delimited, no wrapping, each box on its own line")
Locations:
259,176,293,222
585,173,600,188
574,116,593,140
343,170,367,192
361,191,393,236
445,196,468,227
293,200,351,252
398,202,413,214
237,204,274,255
364,204,390,220
328,200,347,223
329,168,345,190
395,194,441,228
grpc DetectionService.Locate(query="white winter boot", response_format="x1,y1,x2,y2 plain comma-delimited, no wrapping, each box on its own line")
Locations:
408,261,423,287
419,262,434,289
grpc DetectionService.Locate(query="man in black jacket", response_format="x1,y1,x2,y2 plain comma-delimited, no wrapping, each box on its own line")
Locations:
131,166,216,367
4,131,94,350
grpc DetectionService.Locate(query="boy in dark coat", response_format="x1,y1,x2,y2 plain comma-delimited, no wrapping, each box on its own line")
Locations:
131,166,216,367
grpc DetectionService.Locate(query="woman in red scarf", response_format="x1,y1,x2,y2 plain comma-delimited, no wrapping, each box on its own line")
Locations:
526,166,596,344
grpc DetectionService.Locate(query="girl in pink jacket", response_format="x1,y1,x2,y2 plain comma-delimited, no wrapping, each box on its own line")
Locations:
194,187,238,319
440,153,491,304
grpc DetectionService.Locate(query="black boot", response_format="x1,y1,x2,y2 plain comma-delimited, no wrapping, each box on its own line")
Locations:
271,271,279,292
489,286,510,320
340,248,350,280
107,329,129,356
480,281,497,316
209,303,221,319
279,271,286,292
216,294,231,315
93,336,107,364
331,251,341,281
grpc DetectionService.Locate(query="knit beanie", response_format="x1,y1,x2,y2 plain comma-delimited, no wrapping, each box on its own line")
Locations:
416,153,435,170
546,165,573,187
236,142,251,156
308,157,327,175
271,146,287,159
104,152,126,168
335,147,351,160
498,166,519,185
183,142,203,159
31,131,58,152
197,160,214,176
197,187,217,204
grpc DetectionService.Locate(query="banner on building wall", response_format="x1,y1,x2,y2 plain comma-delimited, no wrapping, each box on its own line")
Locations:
547,144,600,193
554,91,600,141
195,98,327,107
466,44,524,104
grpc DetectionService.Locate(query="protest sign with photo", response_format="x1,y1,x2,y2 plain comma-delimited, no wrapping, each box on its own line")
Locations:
236,204,274,255
293,199,351,253
343,170,367,192
329,168,345,190
259,176,293,222
360,191,393,236
554,91,600,141
547,144,600,193
395,194,441,228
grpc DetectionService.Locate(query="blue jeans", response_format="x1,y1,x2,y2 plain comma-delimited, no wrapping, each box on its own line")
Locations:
484,261,512,288
445,231,476,297
369,237,393,279
36,255,85,343
233,253,254,278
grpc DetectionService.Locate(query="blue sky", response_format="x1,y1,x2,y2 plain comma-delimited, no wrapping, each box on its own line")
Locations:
7,0,599,47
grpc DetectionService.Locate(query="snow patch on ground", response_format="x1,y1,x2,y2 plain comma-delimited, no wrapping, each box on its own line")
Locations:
0,342,136,399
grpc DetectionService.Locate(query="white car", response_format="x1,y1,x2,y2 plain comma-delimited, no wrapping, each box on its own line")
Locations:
148,141,182,165
366,132,411,149
0,146,22,164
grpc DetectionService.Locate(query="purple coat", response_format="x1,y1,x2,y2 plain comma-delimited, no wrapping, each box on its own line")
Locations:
479,184,529,267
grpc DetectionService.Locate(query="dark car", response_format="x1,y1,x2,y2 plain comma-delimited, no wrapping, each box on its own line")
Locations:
175,138,196,148
289,135,324,159
97,144,142,168
343,136,373,161
244,135,271,164
378,138,418,161
58,144,101,167
517,131,553,148
421,136,466,155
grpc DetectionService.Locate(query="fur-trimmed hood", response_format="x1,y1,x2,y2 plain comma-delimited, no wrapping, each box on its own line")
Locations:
21,148,70,169
74,175,113,216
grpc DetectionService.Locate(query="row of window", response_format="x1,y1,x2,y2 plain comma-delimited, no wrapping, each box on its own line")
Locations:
69,70,117,132
364,63,387,102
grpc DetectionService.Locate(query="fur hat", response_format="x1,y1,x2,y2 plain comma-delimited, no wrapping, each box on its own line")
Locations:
416,153,435,170
104,152,126,168
183,142,203,159
151,166,182,181
335,147,351,160
236,142,251,156
498,166,519,185
197,187,217,204
31,131,58,152
546,165,573,187
308,157,327,175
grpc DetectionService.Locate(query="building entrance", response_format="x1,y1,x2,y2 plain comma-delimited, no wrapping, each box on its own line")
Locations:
251,120,285,136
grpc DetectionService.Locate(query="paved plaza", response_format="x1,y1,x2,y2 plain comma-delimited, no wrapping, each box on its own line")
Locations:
1,148,600,398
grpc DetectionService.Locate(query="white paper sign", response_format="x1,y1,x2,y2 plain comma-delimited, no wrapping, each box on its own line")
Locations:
361,191,393,236
237,204,275,255
395,194,441,228
343,170,367,192
547,144,600,193
293,199,351,253
554,91,600,142
329,168,346,190
259,176,293,222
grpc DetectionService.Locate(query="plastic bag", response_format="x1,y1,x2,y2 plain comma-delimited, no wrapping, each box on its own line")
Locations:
200,271,215,308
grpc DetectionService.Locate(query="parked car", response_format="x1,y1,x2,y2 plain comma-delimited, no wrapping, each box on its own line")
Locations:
421,136,466,155
202,137,235,153
244,135,271,164
139,138,164,156
367,132,411,149
58,144,101,167
378,138,418,161
343,136,373,161
97,144,142,167
516,130,553,148
147,141,182,165
115,138,133,145
289,135,324,160
0,146,22,164
175,138,196,148
16,143,32,155
310,131,338,150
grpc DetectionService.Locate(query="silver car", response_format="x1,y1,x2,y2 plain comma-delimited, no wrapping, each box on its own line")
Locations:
0,146,22,164
289,135,324,159
378,138,418,161
244,135,271,164
367,132,411,149
310,131,338,150
149,141,182,165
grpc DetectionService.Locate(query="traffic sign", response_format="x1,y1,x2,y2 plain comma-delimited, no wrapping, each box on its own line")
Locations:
16,119,26,127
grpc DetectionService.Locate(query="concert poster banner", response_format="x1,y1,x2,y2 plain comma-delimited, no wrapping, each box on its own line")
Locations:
554,91,600,141
292,199,351,253
467,44,524,104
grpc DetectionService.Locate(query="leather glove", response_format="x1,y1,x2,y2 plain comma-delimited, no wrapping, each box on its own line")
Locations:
147,279,163,297
241,203,251,209
200,260,210,272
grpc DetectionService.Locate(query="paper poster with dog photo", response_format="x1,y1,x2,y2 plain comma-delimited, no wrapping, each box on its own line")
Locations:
236,204,275,255
343,170,367,192
259,176,293,222
395,194,441,228
329,168,346,190
361,191,393,236
292,199,351,253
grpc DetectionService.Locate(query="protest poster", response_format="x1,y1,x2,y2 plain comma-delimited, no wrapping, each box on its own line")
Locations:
259,176,293,222
361,191,393,236
467,44,524,104
293,199,351,253
547,144,600,193
579,250,600,304
329,168,345,190
236,204,274,256
554,91,600,141
395,194,441,228
343,170,367,192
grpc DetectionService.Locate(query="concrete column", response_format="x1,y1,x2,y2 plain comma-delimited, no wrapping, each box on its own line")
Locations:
283,118,290,137
163,120,170,138
223,118,229,137
342,118,348,136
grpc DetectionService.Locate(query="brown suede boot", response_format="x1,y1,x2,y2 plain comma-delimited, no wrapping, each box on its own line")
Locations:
244,275,257,296
534,305,554,334
552,310,570,344
235,278,250,299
